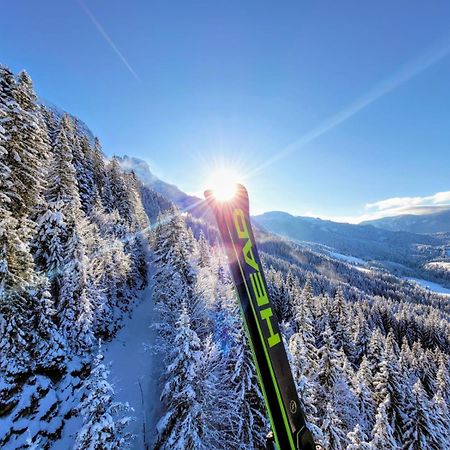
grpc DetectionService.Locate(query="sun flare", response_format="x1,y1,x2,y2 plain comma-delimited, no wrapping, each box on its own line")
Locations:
205,167,242,201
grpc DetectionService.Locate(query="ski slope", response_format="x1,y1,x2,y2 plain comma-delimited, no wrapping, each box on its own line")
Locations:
328,251,367,265
103,274,160,449
405,277,450,296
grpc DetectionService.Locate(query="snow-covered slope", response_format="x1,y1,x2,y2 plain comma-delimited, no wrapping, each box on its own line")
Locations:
405,277,450,296
103,271,161,450
252,210,446,272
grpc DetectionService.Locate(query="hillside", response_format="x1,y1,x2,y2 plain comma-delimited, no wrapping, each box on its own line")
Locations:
253,211,448,274
0,65,151,449
361,207,450,234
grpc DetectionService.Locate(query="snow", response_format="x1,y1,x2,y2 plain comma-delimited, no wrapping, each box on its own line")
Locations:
50,360,87,449
329,252,366,266
425,261,450,271
405,277,450,296
51,268,160,450
102,271,161,449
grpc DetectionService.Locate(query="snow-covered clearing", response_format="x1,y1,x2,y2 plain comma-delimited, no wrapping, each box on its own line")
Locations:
329,251,366,266
405,277,450,296
103,275,160,449
425,261,450,272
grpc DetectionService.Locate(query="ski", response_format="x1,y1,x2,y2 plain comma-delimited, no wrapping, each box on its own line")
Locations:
205,184,316,450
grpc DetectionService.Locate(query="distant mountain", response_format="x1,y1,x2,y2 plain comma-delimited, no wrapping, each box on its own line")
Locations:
253,211,445,269
361,207,450,234
116,155,211,219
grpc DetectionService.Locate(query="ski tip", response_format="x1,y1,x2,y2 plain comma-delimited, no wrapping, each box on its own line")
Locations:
204,184,249,212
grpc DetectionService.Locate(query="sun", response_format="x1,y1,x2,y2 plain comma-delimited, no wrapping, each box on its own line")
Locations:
205,167,241,201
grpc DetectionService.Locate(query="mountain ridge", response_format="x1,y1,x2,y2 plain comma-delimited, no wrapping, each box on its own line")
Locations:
252,210,447,272
361,207,450,234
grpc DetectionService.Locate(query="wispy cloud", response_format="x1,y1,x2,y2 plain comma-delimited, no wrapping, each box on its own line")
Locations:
245,35,450,179
302,190,450,224
366,191,450,211
77,0,140,81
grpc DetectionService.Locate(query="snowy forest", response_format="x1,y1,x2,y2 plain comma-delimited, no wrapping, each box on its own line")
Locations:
1,65,450,450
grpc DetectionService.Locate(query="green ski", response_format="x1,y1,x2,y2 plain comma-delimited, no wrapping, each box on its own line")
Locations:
205,184,316,450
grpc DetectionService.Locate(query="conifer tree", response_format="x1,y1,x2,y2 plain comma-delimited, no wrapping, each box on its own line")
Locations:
370,395,398,450
431,389,449,449
317,326,357,431
153,208,196,339
75,346,133,450
228,327,268,449
321,401,348,450
4,70,48,224
0,67,63,375
352,356,375,434
91,137,108,202
75,134,96,214
59,215,94,352
372,333,408,441
403,380,439,450
155,305,208,449
346,424,372,450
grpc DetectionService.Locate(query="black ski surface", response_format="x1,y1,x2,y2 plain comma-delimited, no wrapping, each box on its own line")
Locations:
205,184,316,450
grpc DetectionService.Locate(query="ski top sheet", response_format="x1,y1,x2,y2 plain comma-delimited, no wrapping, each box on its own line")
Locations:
205,184,316,450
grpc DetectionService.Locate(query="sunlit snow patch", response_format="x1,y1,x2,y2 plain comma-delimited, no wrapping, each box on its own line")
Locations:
405,277,450,296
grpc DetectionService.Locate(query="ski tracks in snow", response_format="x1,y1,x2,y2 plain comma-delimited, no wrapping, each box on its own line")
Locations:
103,268,162,449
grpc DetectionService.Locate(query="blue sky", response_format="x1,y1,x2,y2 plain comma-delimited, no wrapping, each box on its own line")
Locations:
2,1,450,221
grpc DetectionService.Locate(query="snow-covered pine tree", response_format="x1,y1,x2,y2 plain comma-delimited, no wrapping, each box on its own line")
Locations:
370,395,398,450
121,171,149,291
34,114,80,284
196,334,239,449
153,207,196,340
321,401,348,450
288,331,322,442
197,230,211,269
266,267,286,322
75,346,133,450
402,379,440,450
352,356,375,435
34,115,94,352
290,277,319,370
7,70,48,224
228,327,268,449
352,310,371,365
435,353,450,405
90,204,132,323
372,332,408,441
346,424,372,450
104,157,135,222
431,388,449,449
366,328,385,382
91,137,108,203
0,67,63,376
329,287,355,362
73,132,96,215
155,304,209,449
58,214,95,352
316,325,357,436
